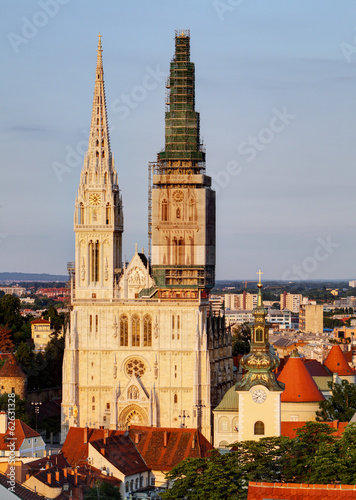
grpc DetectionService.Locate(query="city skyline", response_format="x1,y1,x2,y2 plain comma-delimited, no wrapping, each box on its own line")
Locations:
1,1,356,280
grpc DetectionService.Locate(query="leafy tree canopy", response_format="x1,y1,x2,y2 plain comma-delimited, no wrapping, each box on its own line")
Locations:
316,380,356,422
84,481,122,499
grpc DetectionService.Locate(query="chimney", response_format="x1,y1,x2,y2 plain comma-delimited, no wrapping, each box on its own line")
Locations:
47,473,51,485
45,461,50,470
163,431,168,447
74,469,78,486
25,473,30,481
104,428,109,444
100,447,105,456
55,470,60,482
134,433,140,444
63,468,67,478
84,427,88,445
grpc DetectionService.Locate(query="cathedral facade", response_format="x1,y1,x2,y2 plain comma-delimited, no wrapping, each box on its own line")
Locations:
61,31,234,444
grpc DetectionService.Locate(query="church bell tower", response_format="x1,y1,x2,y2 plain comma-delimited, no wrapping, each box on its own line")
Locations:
150,30,215,297
74,34,123,301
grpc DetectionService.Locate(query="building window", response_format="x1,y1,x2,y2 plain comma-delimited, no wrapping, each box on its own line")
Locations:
92,397,95,403
106,403,110,410
106,204,111,225
95,315,98,333
89,240,100,283
132,315,140,347
162,199,168,221
92,405,95,411
120,315,128,346
143,315,152,346
90,315,93,333
219,417,229,432
78,203,84,224
128,386,139,400
254,421,265,435
174,393,178,404
255,328,263,342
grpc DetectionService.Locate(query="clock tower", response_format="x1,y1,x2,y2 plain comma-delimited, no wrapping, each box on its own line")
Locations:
74,34,123,301
235,271,284,441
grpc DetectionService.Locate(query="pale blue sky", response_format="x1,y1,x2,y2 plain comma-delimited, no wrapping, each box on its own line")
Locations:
1,0,356,280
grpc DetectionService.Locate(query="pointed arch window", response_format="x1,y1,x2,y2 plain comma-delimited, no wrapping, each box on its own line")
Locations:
172,238,178,265
120,315,128,346
143,315,152,346
162,199,168,221
106,203,111,225
189,199,195,221
132,315,140,347
96,139,99,147
176,207,181,219
254,421,265,435
102,150,105,158
89,240,100,283
78,203,84,224
174,393,178,404
104,172,108,185
178,237,184,265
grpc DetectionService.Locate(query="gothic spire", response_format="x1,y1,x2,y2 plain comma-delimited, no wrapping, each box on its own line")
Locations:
87,34,111,166
158,29,205,165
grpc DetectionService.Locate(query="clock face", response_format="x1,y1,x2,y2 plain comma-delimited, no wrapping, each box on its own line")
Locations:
89,193,101,205
173,190,184,202
252,389,267,404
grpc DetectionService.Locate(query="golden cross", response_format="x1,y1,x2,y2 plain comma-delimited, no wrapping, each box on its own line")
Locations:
256,269,264,283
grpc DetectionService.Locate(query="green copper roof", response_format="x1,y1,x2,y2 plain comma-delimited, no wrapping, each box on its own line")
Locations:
158,30,205,163
214,386,239,412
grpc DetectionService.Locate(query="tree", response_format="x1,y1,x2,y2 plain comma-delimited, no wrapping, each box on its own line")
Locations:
231,323,251,356
316,380,356,422
0,294,23,331
15,341,34,372
0,326,15,353
160,452,247,500
0,393,30,424
84,481,122,499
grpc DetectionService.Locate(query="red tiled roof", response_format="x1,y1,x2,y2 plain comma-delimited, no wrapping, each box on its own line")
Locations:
281,420,348,439
30,319,50,325
90,435,148,475
0,471,43,499
0,353,26,378
248,481,356,499
27,453,70,471
324,345,355,375
128,425,214,471
30,465,87,489
61,427,124,467
304,359,330,376
278,355,325,402
0,419,40,450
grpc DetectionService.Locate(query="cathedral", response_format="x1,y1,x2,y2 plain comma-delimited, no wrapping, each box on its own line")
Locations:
61,31,234,443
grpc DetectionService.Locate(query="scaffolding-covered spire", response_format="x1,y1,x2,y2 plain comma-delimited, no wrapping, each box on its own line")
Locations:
87,33,111,165
158,29,205,164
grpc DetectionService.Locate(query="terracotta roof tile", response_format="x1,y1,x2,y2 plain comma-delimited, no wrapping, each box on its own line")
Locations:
27,453,70,471
30,319,50,325
247,481,356,499
0,419,40,451
0,353,26,378
324,345,355,376
304,359,330,377
278,354,325,402
0,471,43,499
281,420,348,439
90,434,148,475
128,425,213,471
61,427,124,467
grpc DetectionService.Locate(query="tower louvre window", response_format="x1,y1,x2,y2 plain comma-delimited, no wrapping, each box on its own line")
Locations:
89,240,100,282
143,315,152,346
132,315,140,347
78,203,84,224
162,199,168,221
120,315,128,346
106,203,111,224
255,328,263,343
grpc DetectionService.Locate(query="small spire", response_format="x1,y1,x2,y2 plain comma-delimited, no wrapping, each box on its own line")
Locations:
135,243,138,254
256,269,264,307
97,33,103,69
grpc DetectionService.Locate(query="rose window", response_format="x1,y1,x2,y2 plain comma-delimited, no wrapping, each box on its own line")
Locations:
126,358,146,377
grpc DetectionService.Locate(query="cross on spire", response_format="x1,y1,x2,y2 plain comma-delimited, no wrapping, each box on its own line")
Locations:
256,269,264,284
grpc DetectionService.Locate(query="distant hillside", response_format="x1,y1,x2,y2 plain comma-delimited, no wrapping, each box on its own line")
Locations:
0,272,68,283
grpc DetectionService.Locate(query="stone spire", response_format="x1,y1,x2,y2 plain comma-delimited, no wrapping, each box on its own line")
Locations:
158,29,205,165
235,270,284,392
87,33,111,167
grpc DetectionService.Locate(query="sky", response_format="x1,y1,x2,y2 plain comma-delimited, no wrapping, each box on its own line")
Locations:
1,0,356,281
